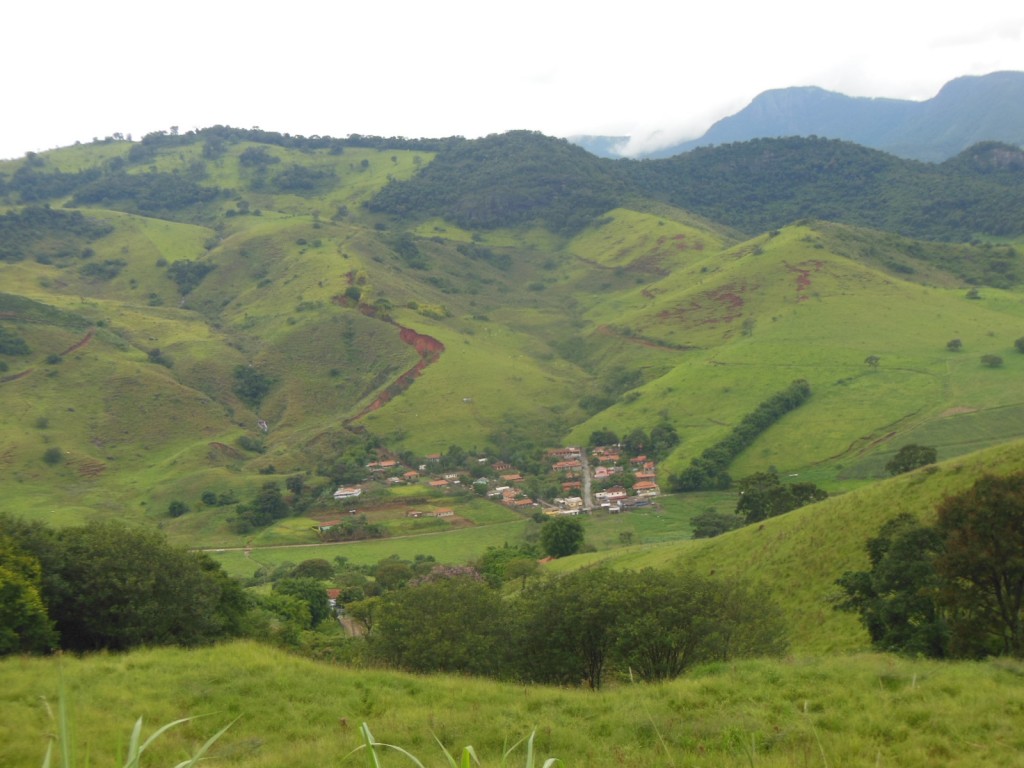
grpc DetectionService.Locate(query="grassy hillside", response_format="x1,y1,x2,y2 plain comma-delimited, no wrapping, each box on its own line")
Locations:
2,129,1024,551
4,641,1024,767
547,439,1024,654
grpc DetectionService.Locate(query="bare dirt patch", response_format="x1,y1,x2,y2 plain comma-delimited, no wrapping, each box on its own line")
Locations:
940,406,978,417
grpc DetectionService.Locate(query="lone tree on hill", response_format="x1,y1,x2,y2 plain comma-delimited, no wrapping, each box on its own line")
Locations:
885,444,937,476
981,354,1003,368
540,516,585,558
946,339,963,351
936,472,1024,658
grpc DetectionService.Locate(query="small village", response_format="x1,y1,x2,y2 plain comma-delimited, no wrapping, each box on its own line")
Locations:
317,443,660,535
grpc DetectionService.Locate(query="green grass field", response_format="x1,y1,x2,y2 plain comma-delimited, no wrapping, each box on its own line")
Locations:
4,641,1024,768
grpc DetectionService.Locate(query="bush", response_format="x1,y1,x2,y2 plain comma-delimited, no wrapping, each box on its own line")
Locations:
42,447,63,465
167,500,189,517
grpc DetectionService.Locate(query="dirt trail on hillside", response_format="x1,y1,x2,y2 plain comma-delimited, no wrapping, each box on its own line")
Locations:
333,297,445,422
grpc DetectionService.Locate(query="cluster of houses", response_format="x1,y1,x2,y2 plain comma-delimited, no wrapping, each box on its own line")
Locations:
330,444,660,514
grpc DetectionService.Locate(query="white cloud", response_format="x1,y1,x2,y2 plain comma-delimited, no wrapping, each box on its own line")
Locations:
2,0,1023,159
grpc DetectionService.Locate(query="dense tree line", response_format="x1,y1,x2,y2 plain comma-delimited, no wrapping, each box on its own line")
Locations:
628,137,1024,241
367,567,786,687
670,380,812,491
0,515,248,653
837,472,1024,658
71,170,223,214
366,133,1024,247
367,131,627,234
0,206,112,263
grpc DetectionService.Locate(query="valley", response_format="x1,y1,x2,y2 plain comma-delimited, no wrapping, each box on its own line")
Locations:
2,125,1024,766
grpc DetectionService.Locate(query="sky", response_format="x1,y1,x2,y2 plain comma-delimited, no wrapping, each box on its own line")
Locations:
3,0,1023,160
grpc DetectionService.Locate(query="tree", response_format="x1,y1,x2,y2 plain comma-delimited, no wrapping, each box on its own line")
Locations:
0,535,57,654
588,428,618,447
981,354,1003,368
691,508,743,538
936,473,1024,657
539,516,584,558
946,338,963,351
49,522,247,651
885,444,937,475
735,471,827,524
372,577,510,676
290,558,335,580
272,578,332,628
42,447,63,465
232,365,273,409
1015,337,1024,354
835,514,948,657
864,355,880,368
167,500,189,517
516,568,626,689
373,557,413,591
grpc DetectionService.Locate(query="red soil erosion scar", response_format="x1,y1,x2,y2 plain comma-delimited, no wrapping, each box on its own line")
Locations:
785,260,825,302
346,313,445,423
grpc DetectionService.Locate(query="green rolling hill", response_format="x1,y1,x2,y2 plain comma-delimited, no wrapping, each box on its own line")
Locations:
0,126,1022,549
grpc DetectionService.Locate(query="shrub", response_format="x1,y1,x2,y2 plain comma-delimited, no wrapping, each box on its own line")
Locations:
42,447,63,465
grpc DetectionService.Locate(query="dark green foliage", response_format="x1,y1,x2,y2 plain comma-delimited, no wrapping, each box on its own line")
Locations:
6,520,248,651
272,578,332,627
515,568,786,688
72,171,222,214
372,558,413,591
42,447,63,465
839,472,1024,659
0,326,30,356
147,348,172,368
167,500,189,518
947,338,963,351
235,434,265,453
0,534,58,654
372,576,510,676
390,232,428,269
936,472,1024,657
691,508,744,538
79,258,126,280
232,482,288,530
166,259,215,294
238,146,281,168
836,513,948,656
885,444,938,475
0,206,112,263
631,137,1024,242
475,544,540,586
539,516,585,558
290,558,335,580
318,516,386,542
7,164,103,202
588,429,619,447
670,380,812,492
269,164,337,194
735,470,828,524
233,365,273,408
981,354,1004,367
368,131,626,234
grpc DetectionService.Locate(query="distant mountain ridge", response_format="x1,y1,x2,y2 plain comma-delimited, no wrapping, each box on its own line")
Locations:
576,72,1024,162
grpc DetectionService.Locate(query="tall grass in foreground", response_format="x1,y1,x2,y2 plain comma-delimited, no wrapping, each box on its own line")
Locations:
349,723,561,768
39,681,233,768
7,641,1024,767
